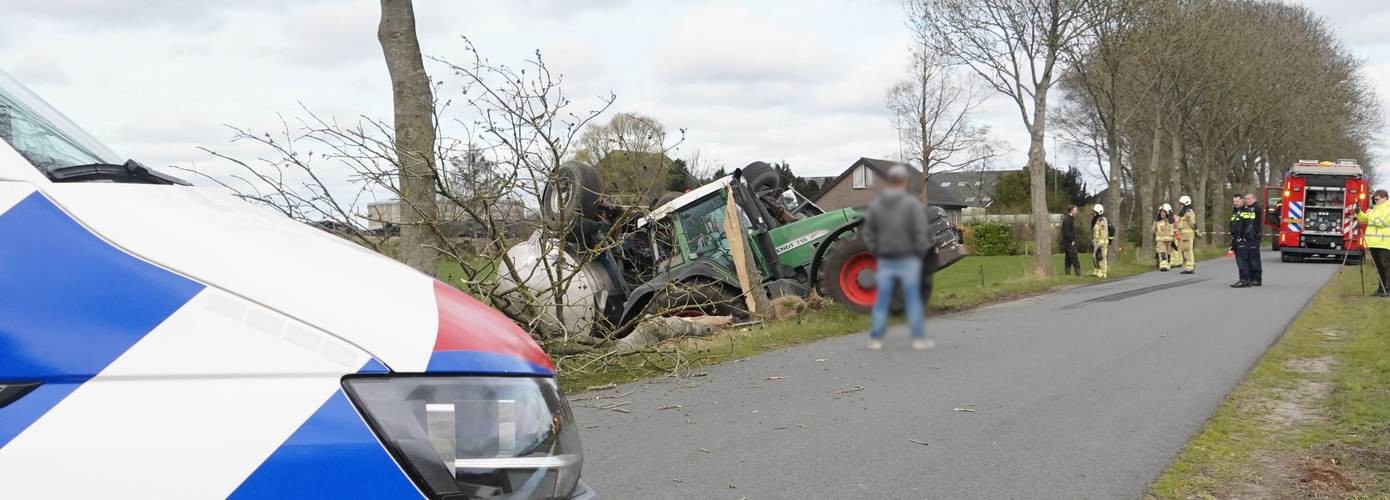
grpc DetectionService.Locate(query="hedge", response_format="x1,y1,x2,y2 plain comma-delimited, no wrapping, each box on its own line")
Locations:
966,222,1016,256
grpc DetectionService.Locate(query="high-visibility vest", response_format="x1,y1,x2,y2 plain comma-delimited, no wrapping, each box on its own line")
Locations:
1360,202,1390,250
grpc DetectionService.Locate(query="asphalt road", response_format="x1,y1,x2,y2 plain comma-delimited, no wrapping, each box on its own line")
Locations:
571,252,1343,499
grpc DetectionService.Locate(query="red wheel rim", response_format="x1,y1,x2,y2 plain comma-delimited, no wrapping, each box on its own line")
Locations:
838,252,877,306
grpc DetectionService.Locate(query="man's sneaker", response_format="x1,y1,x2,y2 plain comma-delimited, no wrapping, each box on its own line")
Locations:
911,339,936,351
867,339,884,350
1251,281,1262,287
1231,281,1250,288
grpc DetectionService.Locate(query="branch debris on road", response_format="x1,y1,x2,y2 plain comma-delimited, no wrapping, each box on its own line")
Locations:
833,386,865,398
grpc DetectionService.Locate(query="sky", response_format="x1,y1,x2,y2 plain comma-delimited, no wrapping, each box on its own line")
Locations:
1,0,1386,197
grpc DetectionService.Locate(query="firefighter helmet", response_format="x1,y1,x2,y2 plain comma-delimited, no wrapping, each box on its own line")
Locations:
1093,204,1104,215
1179,195,1192,205
1161,203,1172,212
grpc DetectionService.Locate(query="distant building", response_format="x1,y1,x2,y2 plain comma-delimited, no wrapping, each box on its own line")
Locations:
812,157,1013,222
364,198,530,237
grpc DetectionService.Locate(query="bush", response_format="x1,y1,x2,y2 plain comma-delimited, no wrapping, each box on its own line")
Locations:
966,222,1016,256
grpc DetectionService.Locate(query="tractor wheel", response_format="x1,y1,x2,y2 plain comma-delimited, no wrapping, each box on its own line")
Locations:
644,279,743,319
541,161,601,228
741,161,783,195
817,236,934,314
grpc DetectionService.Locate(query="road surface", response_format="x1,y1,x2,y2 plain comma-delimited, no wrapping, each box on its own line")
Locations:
572,252,1340,499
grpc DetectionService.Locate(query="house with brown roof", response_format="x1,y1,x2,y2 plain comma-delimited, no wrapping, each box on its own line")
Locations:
812,157,1013,221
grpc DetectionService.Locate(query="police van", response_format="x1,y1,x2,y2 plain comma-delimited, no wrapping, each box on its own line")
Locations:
0,69,596,499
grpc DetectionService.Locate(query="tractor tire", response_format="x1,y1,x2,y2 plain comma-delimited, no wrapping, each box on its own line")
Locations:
541,161,601,228
643,279,744,319
817,236,933,314
741,161,783,195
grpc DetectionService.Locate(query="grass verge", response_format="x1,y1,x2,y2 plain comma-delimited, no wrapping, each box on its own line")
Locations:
554,246,1226,394
1147,264,1390,498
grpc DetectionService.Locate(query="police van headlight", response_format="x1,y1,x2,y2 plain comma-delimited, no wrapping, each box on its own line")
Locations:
344,376,583,499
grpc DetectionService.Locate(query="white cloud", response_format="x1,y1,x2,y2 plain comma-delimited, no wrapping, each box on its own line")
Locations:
0,0,1383,197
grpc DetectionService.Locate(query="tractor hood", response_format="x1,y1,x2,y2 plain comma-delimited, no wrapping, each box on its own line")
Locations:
28,182,553,376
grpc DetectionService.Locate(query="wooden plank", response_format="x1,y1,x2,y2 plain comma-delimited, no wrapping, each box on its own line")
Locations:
724,189,769,316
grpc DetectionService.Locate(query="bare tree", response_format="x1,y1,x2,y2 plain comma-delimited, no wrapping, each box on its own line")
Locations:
378,0,442,274
918,0,1101,277
889,1,997,204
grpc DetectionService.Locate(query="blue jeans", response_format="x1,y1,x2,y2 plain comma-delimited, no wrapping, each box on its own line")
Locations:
870,257,926,340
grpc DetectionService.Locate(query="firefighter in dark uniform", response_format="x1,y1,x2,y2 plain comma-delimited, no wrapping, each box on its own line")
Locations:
1230,193,1263,288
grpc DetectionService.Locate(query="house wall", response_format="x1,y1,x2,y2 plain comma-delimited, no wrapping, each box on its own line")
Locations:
816,177,881,211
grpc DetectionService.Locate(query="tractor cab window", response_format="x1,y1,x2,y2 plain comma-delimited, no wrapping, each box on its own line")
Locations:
675,192,742,269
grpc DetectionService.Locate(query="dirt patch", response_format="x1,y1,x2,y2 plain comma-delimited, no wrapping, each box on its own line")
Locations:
1282,356,1337,374
1294,457,1360,498
1316,327,1346,339
1223,453,1360,499
1262,382,1332,430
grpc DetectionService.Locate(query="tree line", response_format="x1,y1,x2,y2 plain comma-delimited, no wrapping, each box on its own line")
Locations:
894,0,1380,274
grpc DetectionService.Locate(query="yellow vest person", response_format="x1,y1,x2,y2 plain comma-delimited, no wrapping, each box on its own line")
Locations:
1357,189,1390,296
1174,195,1198,274
1092,204,1110,278
1155,204,1175,271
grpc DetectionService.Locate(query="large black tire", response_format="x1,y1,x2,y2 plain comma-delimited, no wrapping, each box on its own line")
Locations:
643,279,744,318
541,161,601,228
741,161,783,195
816,235,932,314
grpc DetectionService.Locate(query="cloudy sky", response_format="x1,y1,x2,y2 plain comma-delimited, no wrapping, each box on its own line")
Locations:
2,0,1386,193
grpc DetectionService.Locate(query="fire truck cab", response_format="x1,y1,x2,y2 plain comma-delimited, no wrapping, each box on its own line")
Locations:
1263,159,1371,263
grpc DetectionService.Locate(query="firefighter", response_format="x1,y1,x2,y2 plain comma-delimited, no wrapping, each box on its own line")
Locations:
1155,204,1175,271
1357,189,1390,296
1175,195,1198,274
1092,204,1110,278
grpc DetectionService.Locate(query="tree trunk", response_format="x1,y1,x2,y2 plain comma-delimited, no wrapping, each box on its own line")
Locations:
918,79,931,205
1027,90,1053,277
1140,102,1162,261
1193,151,1211,249
1168,117,1184,208
1212,164,1232,249
378,0,442,275
1105,126,1123,237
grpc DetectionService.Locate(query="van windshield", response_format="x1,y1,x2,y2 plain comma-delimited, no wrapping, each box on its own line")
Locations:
0,69,123,174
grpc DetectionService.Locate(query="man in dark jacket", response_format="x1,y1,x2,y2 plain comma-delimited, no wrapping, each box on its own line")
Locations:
1061,205,1081,275
861,164,934,351
1229,194,1263,288
1240,192,1263,286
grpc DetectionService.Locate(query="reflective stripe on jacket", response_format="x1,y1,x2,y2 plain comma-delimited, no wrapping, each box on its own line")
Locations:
1359,202,1390,250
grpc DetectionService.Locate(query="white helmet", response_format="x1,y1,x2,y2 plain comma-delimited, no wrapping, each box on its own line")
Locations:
1093,204,1104,214
1160,203,1172,212
1179,195,1192,205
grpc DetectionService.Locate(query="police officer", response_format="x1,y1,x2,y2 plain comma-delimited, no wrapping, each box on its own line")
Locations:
1155,204,1175,271
1230,193,1263,288
1357,189,1390,296
1174,195,1198,274
1092,204,1110,278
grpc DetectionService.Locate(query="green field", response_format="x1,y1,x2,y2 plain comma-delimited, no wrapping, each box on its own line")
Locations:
1148,267,1390,498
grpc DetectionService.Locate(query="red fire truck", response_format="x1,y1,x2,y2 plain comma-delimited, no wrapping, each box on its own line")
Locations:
1263,160,1371,263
